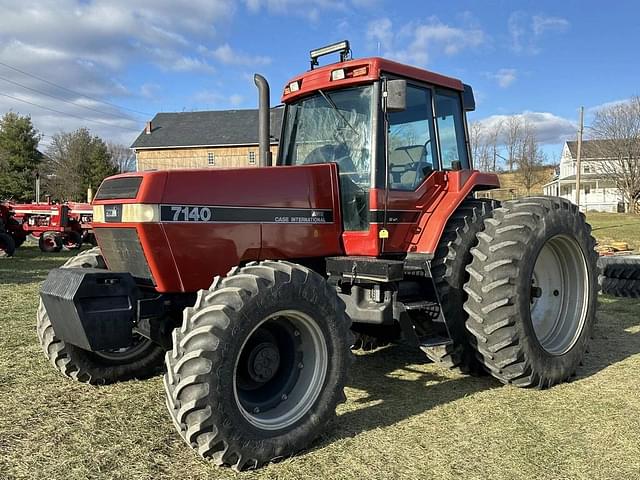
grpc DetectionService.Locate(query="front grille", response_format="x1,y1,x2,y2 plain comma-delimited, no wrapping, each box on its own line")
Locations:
95,177,142,200
93,227,154,285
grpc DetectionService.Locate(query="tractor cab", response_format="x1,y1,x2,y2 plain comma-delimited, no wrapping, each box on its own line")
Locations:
277,41,492,256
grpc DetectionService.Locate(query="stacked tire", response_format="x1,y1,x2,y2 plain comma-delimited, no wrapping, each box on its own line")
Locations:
598,255,640,298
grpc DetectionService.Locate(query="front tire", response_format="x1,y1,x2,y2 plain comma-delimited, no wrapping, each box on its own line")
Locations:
37,247,165,384
39,231,62,253
463,197,598,388
164,261,352,470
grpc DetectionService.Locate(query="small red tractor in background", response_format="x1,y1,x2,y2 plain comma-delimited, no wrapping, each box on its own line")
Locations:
12,201,84,252
67,202,96,246
39,41,599,470
0,203,27,257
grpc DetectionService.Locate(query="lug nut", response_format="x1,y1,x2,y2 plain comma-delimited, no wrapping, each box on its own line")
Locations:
293,330,300,337
298,362,304,369
553,289,560,296
281,394,288,401
253,407,260,414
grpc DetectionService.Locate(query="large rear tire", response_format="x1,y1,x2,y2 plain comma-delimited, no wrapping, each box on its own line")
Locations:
424,198,499,373
463,197,598,388
164,261,352,470
36,247,165,384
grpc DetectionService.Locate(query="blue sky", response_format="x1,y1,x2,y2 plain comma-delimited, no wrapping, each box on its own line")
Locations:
0,0,637,162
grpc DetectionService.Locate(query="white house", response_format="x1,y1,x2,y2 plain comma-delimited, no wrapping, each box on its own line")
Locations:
543,140,625,212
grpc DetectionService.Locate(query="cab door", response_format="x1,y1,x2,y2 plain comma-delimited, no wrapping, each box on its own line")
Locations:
381,84,470,253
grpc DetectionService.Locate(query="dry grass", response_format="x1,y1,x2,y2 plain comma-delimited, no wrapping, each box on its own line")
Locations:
587,212,640,252
1,237,639,479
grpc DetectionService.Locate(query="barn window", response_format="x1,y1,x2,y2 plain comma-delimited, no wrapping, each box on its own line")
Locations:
248,151,256,165
208,152,215,166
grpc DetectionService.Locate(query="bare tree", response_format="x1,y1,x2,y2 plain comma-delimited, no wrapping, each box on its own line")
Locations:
589,96,640,213
513,121,549,195
488,120,503,171
505,116,522,172
108,142,136,173
469,122,499,172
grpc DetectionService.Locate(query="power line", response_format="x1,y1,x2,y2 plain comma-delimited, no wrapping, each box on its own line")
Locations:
0,74,139,122
0,92,142,133
0,60,153,117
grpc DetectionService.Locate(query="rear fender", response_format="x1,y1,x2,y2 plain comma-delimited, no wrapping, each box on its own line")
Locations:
413,170,499,254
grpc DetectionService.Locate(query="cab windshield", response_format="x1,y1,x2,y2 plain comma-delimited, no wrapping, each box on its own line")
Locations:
280,85,374,230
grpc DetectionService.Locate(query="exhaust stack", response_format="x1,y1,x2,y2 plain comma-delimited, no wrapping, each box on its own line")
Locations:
254,74,272,167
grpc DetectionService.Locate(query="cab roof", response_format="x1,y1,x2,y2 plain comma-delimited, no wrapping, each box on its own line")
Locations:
281,56,464,103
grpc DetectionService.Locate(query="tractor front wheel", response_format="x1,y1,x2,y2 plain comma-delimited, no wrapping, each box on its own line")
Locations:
164,261,352,470
463,197,598,387
39,231,62,253
37,247,165,384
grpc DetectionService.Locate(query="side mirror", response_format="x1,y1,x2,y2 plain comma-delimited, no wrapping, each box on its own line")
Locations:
385,79,406,112
462,84,476,112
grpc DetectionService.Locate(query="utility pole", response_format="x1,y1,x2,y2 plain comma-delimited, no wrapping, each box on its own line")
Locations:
575,106,584,209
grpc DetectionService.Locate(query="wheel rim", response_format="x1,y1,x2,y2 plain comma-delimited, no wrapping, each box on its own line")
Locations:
233,309,328,431
93,334,153,362
530,234,589,355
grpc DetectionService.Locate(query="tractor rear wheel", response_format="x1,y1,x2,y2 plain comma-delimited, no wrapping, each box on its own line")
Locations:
424,198,499,373
39,231,62,253
37,247,165,384
164,261,352,470
0,232,16,257
463,197,598,387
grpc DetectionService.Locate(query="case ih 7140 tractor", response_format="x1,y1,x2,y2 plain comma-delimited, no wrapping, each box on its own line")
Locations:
39,42,598,470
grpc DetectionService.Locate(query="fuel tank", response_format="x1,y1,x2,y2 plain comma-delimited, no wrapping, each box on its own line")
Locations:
91,164,344,293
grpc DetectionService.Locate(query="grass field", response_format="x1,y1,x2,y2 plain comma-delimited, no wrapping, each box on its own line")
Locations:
1,213,639,480
587,212,640,251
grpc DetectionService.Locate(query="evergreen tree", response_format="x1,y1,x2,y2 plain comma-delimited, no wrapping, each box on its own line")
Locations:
0,112,42,201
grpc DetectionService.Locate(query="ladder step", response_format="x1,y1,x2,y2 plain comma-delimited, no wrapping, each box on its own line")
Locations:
419,336,453,349
403,300,438,311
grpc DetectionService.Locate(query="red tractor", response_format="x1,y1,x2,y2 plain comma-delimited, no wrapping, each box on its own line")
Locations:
12,201,83,252
38,41,598,470
0,203,27,257
67,202,96,246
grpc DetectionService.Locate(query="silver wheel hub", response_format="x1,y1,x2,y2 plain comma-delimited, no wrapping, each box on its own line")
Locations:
234,310,328,431
530,234,589,355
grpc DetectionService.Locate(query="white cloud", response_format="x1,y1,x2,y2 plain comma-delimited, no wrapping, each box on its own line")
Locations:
210,44,272,67
0,0,260,146
243,0,372,20
486,68,517,88
475,111,576,145
509,12,570,54
532,15,570,36
366,16,486,67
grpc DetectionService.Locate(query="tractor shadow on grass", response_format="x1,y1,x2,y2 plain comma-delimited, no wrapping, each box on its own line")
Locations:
314,343,498,447
312,296,640,450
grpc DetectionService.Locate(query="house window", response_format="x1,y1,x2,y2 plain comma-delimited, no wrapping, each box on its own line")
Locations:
208,152,215,166
584,184,591,195
583,164,590,174
248,151,256,165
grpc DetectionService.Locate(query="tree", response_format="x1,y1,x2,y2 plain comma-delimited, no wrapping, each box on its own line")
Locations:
513,121,548,195
43,128,117,201
108,142,136,173
0,112,42,201
505,116,522,172
589,96,640,213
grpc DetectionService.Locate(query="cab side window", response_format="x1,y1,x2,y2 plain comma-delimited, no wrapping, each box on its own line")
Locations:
387,85,436,190
435,90,469,170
